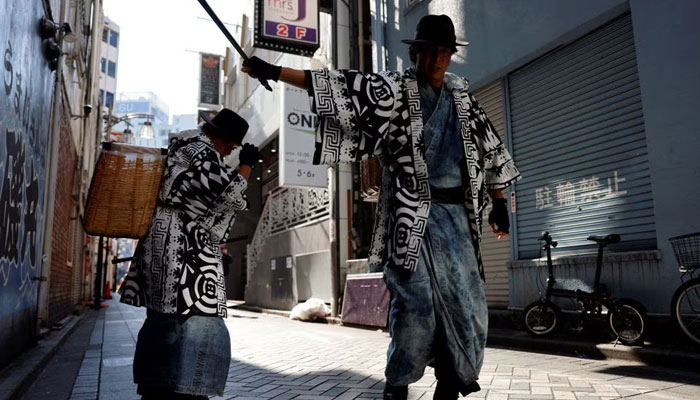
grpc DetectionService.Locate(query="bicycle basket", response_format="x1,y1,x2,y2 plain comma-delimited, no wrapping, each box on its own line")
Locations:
669,232,700,270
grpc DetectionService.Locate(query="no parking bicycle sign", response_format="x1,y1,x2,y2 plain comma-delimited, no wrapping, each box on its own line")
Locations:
255,0,320,57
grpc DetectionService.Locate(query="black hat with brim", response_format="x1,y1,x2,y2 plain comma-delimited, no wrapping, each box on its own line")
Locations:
401,14,469,52
199,108,249,144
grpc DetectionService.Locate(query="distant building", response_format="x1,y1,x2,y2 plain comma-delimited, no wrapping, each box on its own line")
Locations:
171,114,199,133
113,92,170,148
99,17,119,112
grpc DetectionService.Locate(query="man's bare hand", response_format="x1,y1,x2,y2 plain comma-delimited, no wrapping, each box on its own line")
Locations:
490,224,508,240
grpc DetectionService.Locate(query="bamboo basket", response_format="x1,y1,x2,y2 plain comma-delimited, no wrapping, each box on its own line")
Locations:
360,158,382,202
84,142,167,239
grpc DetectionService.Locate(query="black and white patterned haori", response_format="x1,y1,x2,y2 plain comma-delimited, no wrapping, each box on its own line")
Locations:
120,132,247,317
308,67,521,276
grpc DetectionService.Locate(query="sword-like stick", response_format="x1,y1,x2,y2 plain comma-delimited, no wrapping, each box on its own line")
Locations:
197,0,272,92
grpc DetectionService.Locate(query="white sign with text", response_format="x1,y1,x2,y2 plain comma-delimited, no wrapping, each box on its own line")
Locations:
279,84,327,189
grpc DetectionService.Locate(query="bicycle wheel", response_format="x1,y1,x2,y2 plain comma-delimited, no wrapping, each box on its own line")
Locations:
523,300,560,337
671,277,700,345
609,298,646,345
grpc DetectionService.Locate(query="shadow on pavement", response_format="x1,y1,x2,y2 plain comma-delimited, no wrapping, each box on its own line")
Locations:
229,312,259,319
594,365,700,386
222,357,386,399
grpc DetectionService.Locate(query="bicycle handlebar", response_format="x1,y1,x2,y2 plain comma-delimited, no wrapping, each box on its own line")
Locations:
538,231,558,248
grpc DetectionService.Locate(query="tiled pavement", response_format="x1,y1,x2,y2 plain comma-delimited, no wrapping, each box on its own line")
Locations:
20,294,700,399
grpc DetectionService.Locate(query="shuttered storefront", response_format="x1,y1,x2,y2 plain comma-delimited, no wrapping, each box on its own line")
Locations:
508,14,656,259
474,80,511,308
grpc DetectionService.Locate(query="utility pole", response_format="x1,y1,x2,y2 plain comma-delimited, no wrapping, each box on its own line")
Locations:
328,0,342,318
93,236,104,309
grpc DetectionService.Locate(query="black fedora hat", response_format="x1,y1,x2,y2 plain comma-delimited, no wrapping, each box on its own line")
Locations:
199,108,249,144
401,14,469,52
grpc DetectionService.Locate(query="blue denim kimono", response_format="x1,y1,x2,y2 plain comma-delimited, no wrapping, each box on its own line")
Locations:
307,67,519,394
384,82,487,392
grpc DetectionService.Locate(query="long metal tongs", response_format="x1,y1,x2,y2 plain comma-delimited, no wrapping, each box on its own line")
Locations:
197,0,273,91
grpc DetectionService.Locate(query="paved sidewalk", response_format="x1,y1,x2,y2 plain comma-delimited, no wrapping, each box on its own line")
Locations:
19,294,700,399
19,312,98,400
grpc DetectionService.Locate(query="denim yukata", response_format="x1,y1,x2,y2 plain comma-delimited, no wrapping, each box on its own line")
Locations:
384,81,486,389
306,67,520,394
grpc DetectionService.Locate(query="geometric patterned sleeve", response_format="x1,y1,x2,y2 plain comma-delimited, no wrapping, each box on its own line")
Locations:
467,92,521,189
164,138,247,216
306,69,403,165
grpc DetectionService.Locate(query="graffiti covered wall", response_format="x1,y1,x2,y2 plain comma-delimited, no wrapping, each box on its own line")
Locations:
0,1,54,367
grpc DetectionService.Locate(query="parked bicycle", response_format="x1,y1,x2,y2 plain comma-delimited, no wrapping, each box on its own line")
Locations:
523,232,647,345
669,232,700,345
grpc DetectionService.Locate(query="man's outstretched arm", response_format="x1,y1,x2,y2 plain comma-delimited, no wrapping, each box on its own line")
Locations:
241,57,307,89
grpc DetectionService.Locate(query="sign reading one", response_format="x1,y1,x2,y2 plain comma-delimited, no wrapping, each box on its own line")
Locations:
254,0,320,57
279,84,327,188
199,53,221,109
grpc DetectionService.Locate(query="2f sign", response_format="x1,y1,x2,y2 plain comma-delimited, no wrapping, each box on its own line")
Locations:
276,24,307,39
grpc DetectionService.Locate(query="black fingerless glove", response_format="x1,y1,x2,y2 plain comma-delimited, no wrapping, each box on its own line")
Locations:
243,56,282,82
239,143,259,168
488,198,510,234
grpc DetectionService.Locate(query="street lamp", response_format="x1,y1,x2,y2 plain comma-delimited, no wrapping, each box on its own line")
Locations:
122,127,134,144
139,118,155,140
103,113,155,142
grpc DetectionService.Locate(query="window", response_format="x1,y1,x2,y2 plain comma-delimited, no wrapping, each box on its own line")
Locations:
406,0,423,11
105,92,114,107
109,30,119,47
99,89,104,104
102,28,108,42
107,61,116,78
101,58,106,73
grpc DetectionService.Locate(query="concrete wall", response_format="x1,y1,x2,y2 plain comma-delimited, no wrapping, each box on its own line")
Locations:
510,251,662,312
245,221,331,310
628,0,700,308
377,0,700,314
382,0,629,87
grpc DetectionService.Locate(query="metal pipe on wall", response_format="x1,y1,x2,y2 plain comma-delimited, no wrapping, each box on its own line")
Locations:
79,0,102,302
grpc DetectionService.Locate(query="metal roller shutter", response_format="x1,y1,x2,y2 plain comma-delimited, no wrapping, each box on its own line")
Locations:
474,80,511,308
508,14,656,259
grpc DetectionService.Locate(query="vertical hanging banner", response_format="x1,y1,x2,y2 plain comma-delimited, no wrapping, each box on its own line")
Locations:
198,53,221,109
279,84,327,188
254,0,320,57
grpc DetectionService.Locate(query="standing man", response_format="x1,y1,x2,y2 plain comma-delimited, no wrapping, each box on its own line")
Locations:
221,246,232,277
243,15,519,399
120,109,259,399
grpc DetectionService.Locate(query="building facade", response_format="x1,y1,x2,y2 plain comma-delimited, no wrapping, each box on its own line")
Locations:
371,0,700,315
0,0,104,369
170,114,199,134
221,1,356,309
113,91,170,148
99,17,119,112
